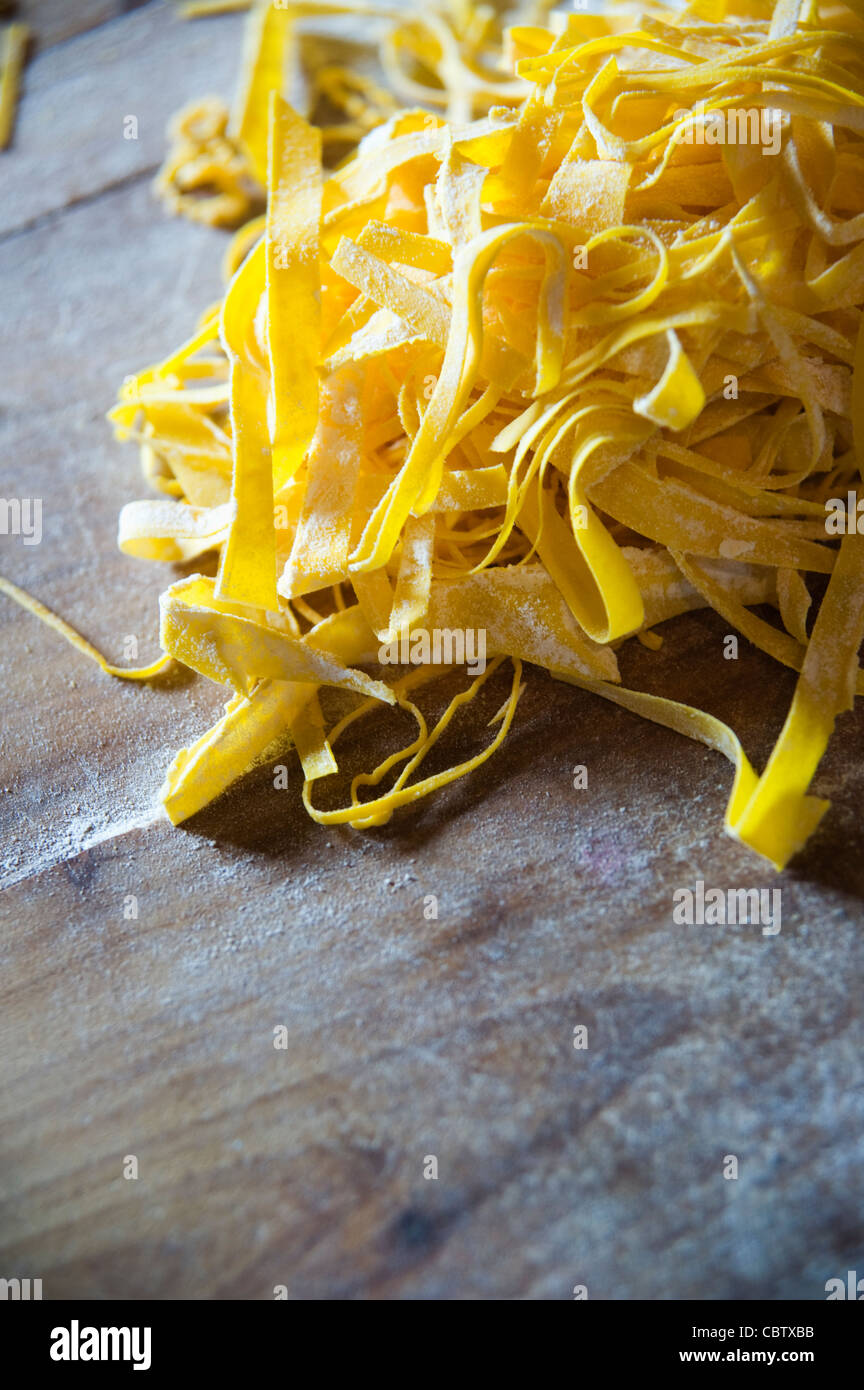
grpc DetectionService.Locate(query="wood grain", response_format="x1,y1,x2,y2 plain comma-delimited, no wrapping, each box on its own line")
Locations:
17,3,136,53
1,0,863,1301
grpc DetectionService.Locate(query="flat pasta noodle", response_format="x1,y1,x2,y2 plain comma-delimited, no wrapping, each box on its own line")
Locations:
0,577,172,681
0,21,28,150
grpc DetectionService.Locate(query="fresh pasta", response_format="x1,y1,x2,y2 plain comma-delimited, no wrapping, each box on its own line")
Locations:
3,0,864,868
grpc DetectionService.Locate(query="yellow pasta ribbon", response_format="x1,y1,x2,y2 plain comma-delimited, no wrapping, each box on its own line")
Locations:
0,22,27,150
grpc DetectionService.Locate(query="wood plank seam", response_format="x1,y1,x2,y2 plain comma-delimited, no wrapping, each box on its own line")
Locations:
0,165,161,247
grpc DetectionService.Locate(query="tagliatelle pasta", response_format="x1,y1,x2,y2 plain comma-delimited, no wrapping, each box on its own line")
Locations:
0,576,172,681
4,0,864,867
0,21,28,150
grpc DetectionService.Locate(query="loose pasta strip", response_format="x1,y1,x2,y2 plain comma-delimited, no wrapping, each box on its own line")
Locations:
0,22,27,150
0,576,171,680
302,657,524,828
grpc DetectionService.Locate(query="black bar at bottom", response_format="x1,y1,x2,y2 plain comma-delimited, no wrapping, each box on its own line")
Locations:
1,1298,860,1374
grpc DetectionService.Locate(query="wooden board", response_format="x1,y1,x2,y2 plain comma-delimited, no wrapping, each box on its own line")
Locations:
17,3,135,54
1,0,864,1301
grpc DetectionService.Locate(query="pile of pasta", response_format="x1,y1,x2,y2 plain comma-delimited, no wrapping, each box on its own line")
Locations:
13,0,864,865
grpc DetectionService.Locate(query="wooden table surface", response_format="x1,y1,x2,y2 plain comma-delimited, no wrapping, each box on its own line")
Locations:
1,0,863,1301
